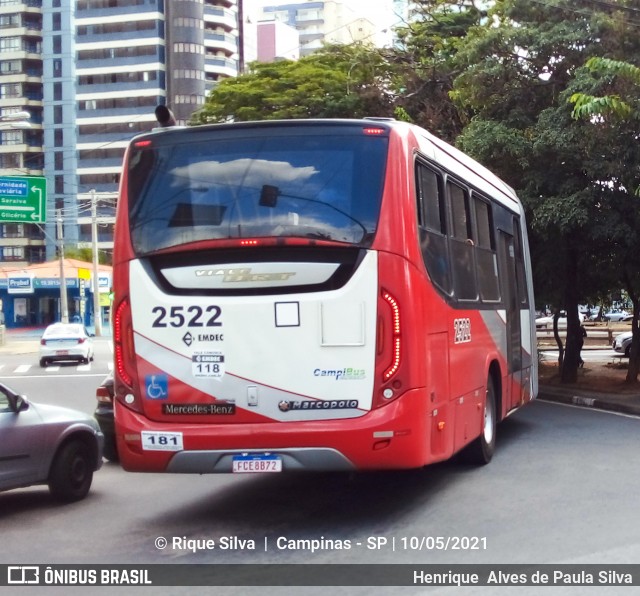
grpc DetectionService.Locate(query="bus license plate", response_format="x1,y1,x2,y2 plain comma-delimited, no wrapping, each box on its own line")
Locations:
232,454,282,473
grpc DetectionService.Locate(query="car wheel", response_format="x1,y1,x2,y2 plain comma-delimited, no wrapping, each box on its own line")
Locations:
462,375,497,465
625,345,632,358
39,358,48,368
48,439,94,502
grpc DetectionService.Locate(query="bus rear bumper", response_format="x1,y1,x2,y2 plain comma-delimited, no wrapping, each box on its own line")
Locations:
115,387,430,473
167,448,355,473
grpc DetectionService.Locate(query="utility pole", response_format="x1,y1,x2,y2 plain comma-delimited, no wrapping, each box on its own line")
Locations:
56,209,69,323
91,189,103,336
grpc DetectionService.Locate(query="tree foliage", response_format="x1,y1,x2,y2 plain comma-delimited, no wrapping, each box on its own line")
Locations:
569,53,640,382
193,44,394,124
449,0,640,382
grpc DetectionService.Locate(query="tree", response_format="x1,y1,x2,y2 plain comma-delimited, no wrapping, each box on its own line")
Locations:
570,56,640,382
449,0,640,382
387,0,486,142
193,44,394,124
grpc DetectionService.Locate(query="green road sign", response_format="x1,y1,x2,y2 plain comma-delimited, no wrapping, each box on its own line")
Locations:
0,176,46,223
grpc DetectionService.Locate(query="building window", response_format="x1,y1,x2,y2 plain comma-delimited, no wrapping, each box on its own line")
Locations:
0,37,20,52
2,246,24,261
0,83,20,98
2,224,24,238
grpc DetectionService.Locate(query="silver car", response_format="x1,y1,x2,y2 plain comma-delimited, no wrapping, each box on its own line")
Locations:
0,382,103,501
613,331,633,357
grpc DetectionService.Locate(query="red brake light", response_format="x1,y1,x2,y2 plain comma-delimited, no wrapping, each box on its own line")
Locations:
382,291,401,381
363,127,385,136
96,386,113,403
114,298,134,387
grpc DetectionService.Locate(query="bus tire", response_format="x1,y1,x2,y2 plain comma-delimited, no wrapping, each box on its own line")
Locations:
48,439,94,502
463,375,497,465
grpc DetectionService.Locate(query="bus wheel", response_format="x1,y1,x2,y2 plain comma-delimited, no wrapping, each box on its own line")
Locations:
463,376,497,465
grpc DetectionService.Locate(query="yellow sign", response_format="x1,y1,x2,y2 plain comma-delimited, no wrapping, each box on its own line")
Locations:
78,268,91,280
99,293,111,307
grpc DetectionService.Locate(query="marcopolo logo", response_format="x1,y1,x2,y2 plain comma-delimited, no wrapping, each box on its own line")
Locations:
279,399,359,412
313,367,365,381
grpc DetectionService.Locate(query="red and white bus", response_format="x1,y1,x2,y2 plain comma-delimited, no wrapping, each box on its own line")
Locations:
112,116,537,474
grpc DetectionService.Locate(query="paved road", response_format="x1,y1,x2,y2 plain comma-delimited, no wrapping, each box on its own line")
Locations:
2,393,640,595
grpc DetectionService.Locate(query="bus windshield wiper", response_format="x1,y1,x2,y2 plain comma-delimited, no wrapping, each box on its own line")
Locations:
259,185,368,242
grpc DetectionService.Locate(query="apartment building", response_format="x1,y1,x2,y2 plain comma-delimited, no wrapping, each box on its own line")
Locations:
260,1,375,56
0,0,45,265
0,0,241,266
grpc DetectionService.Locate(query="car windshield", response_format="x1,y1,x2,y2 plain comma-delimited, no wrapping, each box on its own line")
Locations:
127,124,389,255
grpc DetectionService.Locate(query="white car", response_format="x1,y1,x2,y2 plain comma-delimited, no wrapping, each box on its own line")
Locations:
613,331,633,357
0,382,103,501
39,323,94,367
603,310,632,322
535,312,585,329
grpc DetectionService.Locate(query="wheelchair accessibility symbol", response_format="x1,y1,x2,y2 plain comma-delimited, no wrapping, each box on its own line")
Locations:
145,374,168,400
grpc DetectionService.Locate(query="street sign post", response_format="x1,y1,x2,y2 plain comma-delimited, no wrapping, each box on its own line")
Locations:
0,176,46,223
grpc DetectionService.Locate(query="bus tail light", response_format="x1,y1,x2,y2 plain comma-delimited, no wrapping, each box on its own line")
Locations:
374,289,404,409
114,297,141,412
382,291,401,380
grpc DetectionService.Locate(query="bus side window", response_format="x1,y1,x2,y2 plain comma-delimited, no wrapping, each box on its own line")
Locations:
447,181,477,301
473,194,500,302
415,163,451,295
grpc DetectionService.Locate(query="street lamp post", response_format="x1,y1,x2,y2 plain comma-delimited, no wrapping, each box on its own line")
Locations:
91,189,103,336
57,210,69,324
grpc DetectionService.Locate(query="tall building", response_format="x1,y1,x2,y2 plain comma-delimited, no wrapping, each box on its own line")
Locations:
0,0,46,264
0,0,242,267
256,19,299,62
260,1,375,56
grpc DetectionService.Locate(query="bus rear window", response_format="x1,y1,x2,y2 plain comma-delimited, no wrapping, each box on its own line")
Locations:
126,129,388,254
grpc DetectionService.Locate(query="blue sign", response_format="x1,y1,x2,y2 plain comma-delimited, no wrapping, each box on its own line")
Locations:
145,374,168,400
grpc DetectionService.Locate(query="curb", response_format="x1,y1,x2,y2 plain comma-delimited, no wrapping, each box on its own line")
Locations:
538,386,640,418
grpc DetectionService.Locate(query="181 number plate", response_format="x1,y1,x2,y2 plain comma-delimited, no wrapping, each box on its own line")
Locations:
232,454,282,473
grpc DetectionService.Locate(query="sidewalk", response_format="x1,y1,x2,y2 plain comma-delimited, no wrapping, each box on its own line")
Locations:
538,344,640,417
537,384,640,417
